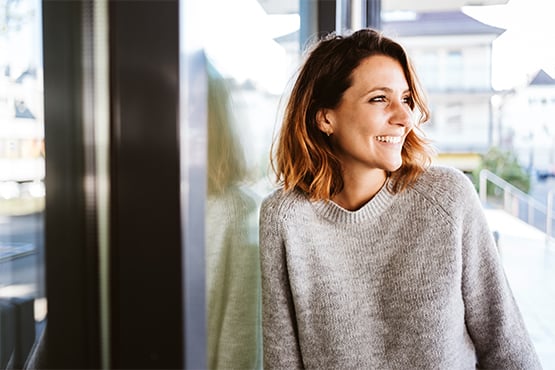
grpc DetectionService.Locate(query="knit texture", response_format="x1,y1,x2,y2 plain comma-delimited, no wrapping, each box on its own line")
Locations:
207,186,262,369
259,166,541,369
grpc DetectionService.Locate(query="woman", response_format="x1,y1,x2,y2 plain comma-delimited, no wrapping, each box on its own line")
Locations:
259,29,541,369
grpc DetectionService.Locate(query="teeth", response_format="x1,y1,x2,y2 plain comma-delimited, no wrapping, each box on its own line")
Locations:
376,136,401,144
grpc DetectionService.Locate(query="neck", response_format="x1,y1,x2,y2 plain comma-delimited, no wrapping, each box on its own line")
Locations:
332,170,388,211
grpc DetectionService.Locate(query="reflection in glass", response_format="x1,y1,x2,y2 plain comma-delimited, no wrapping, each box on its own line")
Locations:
198,1,300,368
0,0,46,367
205,63,262,369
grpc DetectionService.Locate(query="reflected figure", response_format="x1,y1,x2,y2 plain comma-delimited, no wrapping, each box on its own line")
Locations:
205,62,262,370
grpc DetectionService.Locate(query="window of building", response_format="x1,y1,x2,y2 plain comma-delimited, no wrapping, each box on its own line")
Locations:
445,50,464,89
417,50,439,90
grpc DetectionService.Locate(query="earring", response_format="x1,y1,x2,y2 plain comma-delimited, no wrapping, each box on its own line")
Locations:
327,132,331,137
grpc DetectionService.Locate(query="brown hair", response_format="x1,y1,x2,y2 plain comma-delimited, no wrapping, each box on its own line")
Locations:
271,28,434,199
207,62,248,195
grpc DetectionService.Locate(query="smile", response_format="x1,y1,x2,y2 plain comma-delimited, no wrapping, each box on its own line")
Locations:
375,136,402,144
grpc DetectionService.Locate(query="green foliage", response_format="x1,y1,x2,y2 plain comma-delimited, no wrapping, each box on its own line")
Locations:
472,147,531,194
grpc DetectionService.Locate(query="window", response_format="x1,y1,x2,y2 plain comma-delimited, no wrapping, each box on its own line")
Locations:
445,50,463,88
193,0,300,367
446,102,463,132
0,0,46,367
417,50,439,90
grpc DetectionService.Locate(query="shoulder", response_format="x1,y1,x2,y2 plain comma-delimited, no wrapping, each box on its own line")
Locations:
419,165,471,185
260,187,307,222
408,165,479,218
413,165,475,197
259,187,310,246
211,185,257,208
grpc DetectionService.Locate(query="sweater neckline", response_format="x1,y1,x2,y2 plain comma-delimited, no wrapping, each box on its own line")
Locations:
311,180,396,224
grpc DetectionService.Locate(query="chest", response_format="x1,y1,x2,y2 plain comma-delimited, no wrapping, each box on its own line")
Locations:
282,208,463,315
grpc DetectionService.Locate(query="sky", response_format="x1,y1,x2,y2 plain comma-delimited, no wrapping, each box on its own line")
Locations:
464,0,555,90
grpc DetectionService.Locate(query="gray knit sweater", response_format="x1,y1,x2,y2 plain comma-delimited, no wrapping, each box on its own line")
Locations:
259,166,541,369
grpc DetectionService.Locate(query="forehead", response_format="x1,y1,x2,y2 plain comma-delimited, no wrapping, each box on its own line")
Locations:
349,54,408,88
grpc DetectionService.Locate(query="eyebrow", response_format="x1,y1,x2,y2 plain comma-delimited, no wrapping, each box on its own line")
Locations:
364,87,411,96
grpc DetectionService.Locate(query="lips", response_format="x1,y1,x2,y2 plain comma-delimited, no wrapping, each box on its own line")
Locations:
375,135,402,144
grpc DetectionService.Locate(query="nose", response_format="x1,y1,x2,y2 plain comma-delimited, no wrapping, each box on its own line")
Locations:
389,99,412,127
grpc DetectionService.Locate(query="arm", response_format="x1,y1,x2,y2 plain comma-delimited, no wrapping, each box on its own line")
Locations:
459,176,542,369
206,191,262,370
259,195,303,369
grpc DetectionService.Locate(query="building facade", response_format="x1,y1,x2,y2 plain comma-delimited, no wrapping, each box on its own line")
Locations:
501,69,555,175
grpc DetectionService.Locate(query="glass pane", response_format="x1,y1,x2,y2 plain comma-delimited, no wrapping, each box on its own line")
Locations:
0,0,46,367
201,0,299,368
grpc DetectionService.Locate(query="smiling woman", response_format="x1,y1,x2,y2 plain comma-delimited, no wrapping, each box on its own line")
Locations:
315,55,414,209
273,29,431,205
259,28,542,369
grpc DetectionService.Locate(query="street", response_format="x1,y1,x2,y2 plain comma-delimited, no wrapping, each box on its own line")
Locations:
0,212,45,299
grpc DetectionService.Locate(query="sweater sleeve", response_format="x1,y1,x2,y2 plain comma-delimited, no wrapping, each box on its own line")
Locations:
458,175,542,369
259,193,304,369
206,191,262,370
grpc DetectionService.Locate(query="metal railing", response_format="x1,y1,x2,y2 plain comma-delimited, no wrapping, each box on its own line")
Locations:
478,169,555,244
547,190,555,240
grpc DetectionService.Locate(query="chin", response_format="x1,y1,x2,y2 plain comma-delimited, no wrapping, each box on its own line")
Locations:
385,160,403,172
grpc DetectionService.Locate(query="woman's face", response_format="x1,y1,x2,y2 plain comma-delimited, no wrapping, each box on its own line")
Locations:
321,55,413,176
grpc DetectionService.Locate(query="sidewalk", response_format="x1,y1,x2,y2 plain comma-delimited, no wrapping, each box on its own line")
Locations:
484,208,555,369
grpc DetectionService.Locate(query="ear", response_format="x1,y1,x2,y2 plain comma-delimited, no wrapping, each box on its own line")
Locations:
316,109,334,136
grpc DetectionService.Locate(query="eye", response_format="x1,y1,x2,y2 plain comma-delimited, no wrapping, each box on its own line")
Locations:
369,95,387,103
402,95,413,105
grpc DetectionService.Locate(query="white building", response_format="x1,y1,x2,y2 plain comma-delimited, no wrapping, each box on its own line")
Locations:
383,10,505,171
501,69,555,175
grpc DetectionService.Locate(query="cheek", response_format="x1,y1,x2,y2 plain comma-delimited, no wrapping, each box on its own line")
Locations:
332,111,379,140
337,126,374,142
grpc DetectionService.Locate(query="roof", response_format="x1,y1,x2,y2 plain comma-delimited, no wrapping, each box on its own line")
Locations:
529,69,555,86
382,10,506,37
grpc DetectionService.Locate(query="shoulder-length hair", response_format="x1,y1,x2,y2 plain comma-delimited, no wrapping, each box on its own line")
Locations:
271,28,434,199
207,62,248,195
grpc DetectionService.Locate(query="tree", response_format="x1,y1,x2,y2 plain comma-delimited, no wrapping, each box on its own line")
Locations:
472,146,531,194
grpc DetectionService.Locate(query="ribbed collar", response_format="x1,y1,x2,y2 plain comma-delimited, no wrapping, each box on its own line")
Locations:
311,180,396,224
